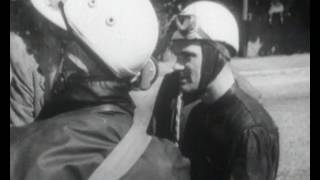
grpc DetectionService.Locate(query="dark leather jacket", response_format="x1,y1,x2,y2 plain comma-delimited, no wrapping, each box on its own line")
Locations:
181,84,279,180
150,71,263,142
10,80,190,180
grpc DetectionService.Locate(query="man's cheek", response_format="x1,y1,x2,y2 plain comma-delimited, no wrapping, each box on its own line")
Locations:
191,71,201,89
189,68,198,82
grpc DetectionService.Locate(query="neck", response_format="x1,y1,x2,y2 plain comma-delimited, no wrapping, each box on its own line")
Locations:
201,64,235,104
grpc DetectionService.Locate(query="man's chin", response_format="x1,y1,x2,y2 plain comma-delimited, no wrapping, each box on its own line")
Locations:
180,85,196,93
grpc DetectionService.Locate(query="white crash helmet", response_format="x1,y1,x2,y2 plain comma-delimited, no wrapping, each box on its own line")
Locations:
30,0,159,80
171,1,239,53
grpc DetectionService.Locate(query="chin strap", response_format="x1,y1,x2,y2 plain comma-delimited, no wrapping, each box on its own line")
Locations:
174,92,183,145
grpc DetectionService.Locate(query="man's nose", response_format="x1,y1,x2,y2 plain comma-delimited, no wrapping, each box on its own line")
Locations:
173,62,185,71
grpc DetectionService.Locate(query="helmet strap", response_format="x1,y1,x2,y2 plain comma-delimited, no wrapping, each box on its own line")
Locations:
201,63,235,104
197,40,226,93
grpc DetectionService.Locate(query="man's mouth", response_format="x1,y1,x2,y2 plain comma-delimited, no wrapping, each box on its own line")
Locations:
180,78,188,85
179,71,190,84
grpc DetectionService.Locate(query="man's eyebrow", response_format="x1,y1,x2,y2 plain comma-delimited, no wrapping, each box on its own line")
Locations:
180,51,195,56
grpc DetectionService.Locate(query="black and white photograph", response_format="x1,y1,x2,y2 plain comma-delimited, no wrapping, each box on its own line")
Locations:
10,0,310,179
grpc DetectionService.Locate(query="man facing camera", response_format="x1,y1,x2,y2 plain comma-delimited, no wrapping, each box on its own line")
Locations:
168,1,279,180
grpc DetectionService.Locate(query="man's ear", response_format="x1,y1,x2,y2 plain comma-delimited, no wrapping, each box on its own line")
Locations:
135,58,159,91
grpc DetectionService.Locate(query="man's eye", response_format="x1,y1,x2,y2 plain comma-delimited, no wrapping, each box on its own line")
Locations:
181,53,194,59
177,55,191,64
178,54,187,60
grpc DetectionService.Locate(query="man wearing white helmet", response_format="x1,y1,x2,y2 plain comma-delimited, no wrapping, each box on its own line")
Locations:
163,1,279,180
10,0,190,180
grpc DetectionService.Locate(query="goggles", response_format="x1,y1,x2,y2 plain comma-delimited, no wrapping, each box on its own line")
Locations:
171,14,211,41
175,15,197,35
170,14,235,58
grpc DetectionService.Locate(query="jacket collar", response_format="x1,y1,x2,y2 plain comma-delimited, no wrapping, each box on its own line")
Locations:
37,78,135,120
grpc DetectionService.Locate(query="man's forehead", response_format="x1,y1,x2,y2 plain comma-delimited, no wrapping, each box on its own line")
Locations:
171,40,201,51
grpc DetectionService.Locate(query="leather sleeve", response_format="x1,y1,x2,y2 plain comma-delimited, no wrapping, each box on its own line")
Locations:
122,138,191,180
231,127,279,180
